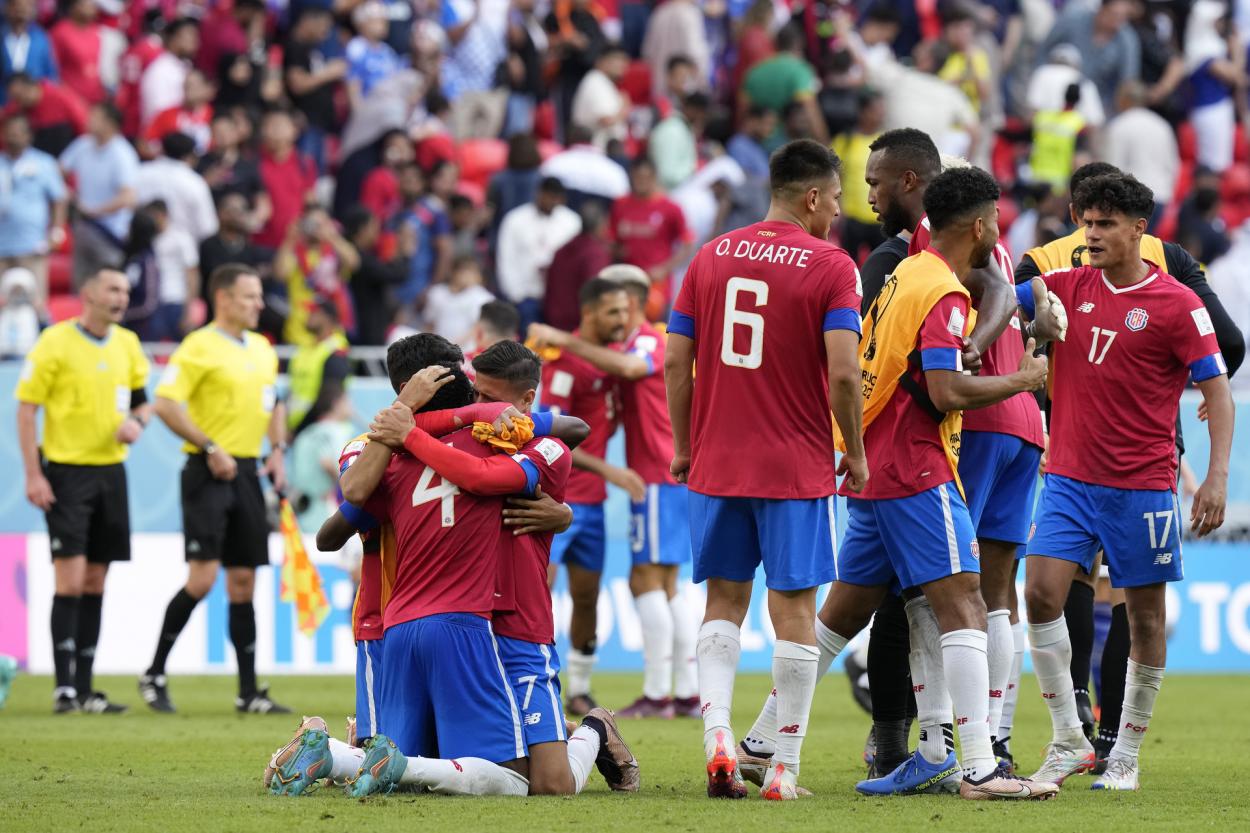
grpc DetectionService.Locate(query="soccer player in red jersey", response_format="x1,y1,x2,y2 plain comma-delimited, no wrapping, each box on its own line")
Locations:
1017,174,1233,792
610,157,695,316
665,139,867,800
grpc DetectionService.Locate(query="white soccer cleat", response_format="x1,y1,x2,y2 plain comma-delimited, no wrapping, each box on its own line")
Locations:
1029,739,1096,786
705,730,748,799
760,762,812,800
1091,756,1139,791
959,772,1058,801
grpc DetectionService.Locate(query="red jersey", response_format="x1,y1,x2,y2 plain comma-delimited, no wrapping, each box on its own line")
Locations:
364,427,506,629
672,220,863,498
4,81,86,134
145,104,213,155
115,36,163,137
256,148,316,247
339,434,393,642
492,436,573,644
49,21,105,104
1041,264,1225,490
540,343,617,504
620,322,677,485
610,193,693,272
908,215,932,255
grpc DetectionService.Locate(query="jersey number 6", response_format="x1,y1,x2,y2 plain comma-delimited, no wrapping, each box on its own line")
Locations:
412,465,459,527
722,277,769,370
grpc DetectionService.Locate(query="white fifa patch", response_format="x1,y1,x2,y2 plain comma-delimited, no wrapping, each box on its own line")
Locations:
854,266,863,297
19,358,34,382
1191,308,1215,336
635,335,659,354
549,370,574,398
947,306,966,337
160,363,179,386
533,437,565,465
343,440,367,457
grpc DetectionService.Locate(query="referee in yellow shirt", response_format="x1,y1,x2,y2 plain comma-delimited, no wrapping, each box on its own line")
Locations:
16,270,151,714
139,264,291,714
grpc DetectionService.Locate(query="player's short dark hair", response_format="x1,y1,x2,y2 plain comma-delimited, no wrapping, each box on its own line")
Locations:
1068,161,1120,196
478,300,520,339
1072,173,1155,221
385,333,474,409
207,263,259,297
923,166,1001,232
161,131,197,160
868,128,941,180
579,277,626,309
472,339,541,391
769,139,842,195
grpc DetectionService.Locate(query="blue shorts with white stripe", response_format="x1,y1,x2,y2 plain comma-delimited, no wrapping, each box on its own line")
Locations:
837,483,980,591
495,636,567,747
355,638,384,741
630,484,691,566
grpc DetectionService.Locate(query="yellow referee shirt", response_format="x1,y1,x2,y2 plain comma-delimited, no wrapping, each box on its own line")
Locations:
156,326,278,459
15,320,150,465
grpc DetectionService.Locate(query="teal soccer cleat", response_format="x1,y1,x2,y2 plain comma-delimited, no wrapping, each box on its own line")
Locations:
0,655,16,709
345,734,408,798
268,728,333,796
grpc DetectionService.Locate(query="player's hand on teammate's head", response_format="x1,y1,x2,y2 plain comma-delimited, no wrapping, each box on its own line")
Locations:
1190,475,1227,537
670,452,690,484
1029,278,1068,344
837,452,869,494
369,402,415,448
503,487,574,536
960,336,982,375
396,365,456,411
1016,338,1048,390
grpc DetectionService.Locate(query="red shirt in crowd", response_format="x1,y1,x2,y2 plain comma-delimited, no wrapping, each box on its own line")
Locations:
144,104,213,154
4,80,87,134
360,167,401,223
610,192,692,273
256,147,316,248
115,35,164,137
49,19,105,104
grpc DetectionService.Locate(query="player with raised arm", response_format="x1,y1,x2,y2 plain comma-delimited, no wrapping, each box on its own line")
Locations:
1018,173,1233,792
664,139,867,801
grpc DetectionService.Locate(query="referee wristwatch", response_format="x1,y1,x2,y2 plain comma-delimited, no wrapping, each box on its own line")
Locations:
202,441,219,456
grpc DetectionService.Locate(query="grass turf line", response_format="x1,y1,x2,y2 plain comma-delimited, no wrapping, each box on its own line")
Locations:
1,672,1247,832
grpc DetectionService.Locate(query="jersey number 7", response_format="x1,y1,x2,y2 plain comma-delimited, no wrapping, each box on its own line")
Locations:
722,277,769,369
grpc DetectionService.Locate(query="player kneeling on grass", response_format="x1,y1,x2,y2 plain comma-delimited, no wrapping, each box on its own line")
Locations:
1017,173,1233,793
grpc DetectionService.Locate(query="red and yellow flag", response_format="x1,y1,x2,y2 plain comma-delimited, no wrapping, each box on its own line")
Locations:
278,498,330,636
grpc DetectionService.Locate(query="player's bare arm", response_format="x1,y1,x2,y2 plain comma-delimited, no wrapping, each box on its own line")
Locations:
927,338,1047,412
1191,373,1233,537
398,424,532,496
116,392,153,446
153,395,238,482
340,423,396,505
16,401,54,510
527,323,650,381
503,486,574,536
571,447,647,503
826,328,868,493
663,332,695,483
961,263,1015,372
315,510,358,552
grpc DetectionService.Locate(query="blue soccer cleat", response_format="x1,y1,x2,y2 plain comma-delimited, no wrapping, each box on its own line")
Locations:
0,655,16,709
346,734,408,797
855,749,962,796
268,728,333,796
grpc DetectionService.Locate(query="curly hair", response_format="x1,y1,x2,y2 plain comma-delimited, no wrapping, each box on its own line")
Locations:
385,333,474,412
922,166,1001,232
1072,173,1155,221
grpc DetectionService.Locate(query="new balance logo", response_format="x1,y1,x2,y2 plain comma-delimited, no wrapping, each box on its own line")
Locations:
1125,722,1148,734
778,724,800,734
1154,552,1173,565
1078,302,1095,313
524,712,542,726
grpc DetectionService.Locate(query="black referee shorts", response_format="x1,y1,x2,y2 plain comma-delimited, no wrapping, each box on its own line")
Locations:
181,455,270,568
44,461,131,563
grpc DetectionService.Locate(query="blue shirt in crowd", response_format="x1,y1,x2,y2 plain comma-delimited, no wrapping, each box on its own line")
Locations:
0,146,65,257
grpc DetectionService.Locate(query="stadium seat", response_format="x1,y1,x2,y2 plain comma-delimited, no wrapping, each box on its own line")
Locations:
533,100,556,140
457,138,508,188
620,60,653,106
416,133,456,172
47,294,81,322
1177,122,1197,163
47,253,71,295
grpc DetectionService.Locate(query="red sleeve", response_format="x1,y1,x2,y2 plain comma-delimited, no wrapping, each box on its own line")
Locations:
918,292,969,371
402,428,528,495
822,250,863,316
1172,299,1224,368
515,437,572,493
411,402,510,436
144,109,173,143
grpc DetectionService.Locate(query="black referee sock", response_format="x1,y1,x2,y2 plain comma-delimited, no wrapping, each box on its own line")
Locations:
1096,603,1131,744
1064,581,1096,694
149,589,201,677
867,595,913,771
74,593,103,698
230,602,258,699
51,594,80,693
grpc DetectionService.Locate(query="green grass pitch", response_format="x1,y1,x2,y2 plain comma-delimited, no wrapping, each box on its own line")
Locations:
2,672,1248,832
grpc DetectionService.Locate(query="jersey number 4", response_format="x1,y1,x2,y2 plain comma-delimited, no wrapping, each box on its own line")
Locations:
722,277,769,369
412,465,459,527
1088,327,1117,365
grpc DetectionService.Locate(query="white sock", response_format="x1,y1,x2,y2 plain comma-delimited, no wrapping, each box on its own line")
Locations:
998,620,1025,743
905,597,951,764
636,590,674,700
1028,615,1086,745
1108,659,1164,764
401,756,530,795
670,593,698,699
742,619,846,757
565,648,595,698
566,724,601,793
986,609,1013,738
770,640,819,773
327,737,365,784
941,628,996,781
697,619,740,747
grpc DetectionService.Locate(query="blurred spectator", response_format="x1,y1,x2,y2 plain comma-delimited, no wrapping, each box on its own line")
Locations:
283,7,347,174
0,112,65,315
731,0,776,93
140,198,200,341
442,0,510,138
114,10,164,138
393,162,452,306
198,191,272,309
1104,80,1178,229
497,0,548,136
0,266,40,356
1028,83,1090,194
120,205,159,329
466,298,520,357
135,132,218,244
572,43,629,150
544,0,607,135
641,0,709,103
937,5,992,119
741,25,827,146
1038,0,1139,116
540,124,630,207
670,153,745,248
1127,0,1185,124
650,91,708,191
140,17,200,129
48,0,105,105
287,297,351,437
448,193,484,261
143,69,215,156
197,0,266,80
255,109,317,249
275,200,360,346
344,205,407,346
289,390,355,530
3,72,85,156
543,200,612,329
726,104,775,180
359,130,415,224
832,89,887,263
1185,0,1242,174
657,55,697,117
196,111,270,230
1178,169,1232,265
497,176,580,329
486,132,543,249
610,156,693,318
346,1,404,111
59,101,137,284
0,0,57,101
423,254,495,343
871,49,979,158
1025,43,1106,128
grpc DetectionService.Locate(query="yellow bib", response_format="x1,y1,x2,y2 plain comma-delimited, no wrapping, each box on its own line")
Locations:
1025,228,1167,273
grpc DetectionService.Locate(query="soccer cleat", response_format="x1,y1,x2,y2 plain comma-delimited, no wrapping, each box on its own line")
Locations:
345,734,408,797
138,674,175,713
53,688,79,714
705,730,749,799
959,771,1059,800
1091,756,1139,791
736,741,773,788
761,762,808,800
672,696,701,718
1075,690,1096,741
268,728,333,796
565,693,598,718
855,749,961,796
264,716,329,789
616,695,675,719
863,725,877,767
585,707,640,791
79,691,128,714
0,655,17,709
237,686,292,715
1029,739,1096,785
1091,735,1115,775
992,736,1015,774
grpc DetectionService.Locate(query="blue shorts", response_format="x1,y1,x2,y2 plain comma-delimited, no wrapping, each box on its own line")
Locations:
960,431,1042,545
355,639,384,741
688,492,836,591
550,502,606,572
838,482,980,591
630,484,691,566
379,613,526,763
495,636,567,747
1027,474,1184,587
